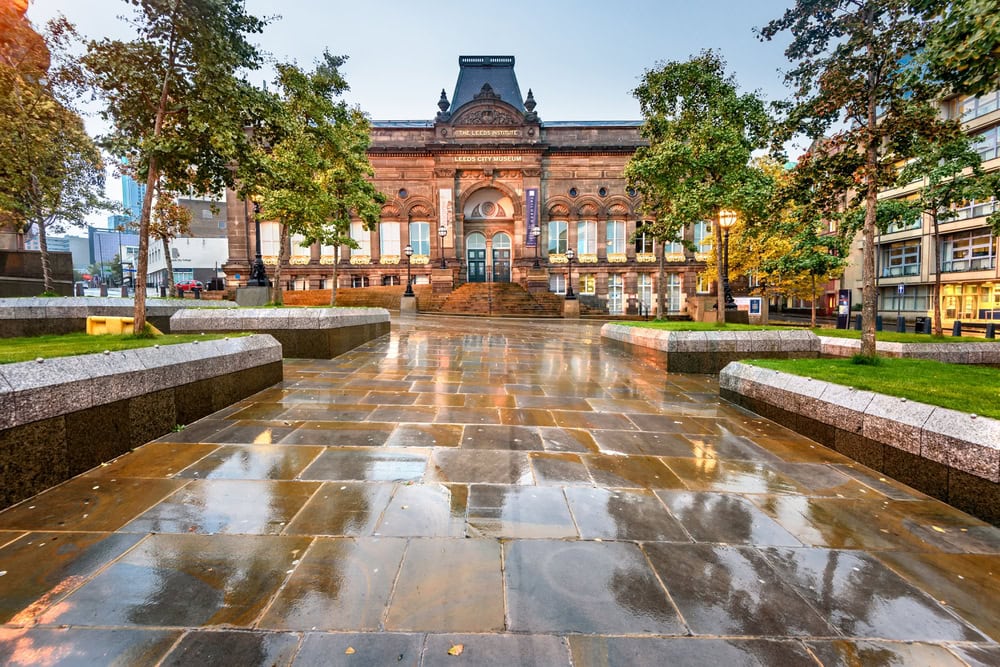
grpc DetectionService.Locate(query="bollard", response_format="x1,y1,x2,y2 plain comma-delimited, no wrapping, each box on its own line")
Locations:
159,285,167,298
896,317,906,333
986,323,996,339
854,314,862,331
952,320,962,337
876,315,883,332
99,285,108,297
120,286,128,298
193,287,201,300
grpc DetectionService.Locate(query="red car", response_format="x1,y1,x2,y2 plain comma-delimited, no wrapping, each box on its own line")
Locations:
175,280,204,292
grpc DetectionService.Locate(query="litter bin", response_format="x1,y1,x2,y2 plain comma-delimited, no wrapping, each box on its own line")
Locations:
193,287,202,299
914,316,930,334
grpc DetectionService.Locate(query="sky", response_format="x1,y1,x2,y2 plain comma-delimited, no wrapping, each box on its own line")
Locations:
26,0,797,222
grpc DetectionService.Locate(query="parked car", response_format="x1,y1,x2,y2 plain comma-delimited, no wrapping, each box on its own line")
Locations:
175,280,204,292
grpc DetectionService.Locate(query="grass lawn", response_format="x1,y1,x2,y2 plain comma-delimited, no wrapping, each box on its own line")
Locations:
0,332,244,364
748,357,1000,419
812,327,997,344
624,321,794,332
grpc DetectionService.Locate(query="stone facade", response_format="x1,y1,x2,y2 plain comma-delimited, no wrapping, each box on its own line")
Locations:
223,56,717,316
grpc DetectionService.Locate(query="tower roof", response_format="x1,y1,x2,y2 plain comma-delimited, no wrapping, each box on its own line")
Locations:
450,56,524,113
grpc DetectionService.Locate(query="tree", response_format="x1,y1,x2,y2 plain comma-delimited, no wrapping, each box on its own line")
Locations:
150,185,192,297
625,51,773,323
0,14,108,293
84,0,267,331
759,1,949,356
914,0,1000,96
242,53,383,306
898,129,1000,335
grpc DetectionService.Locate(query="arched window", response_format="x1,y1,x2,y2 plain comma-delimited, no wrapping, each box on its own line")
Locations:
548,221,567,254
410,221,430,256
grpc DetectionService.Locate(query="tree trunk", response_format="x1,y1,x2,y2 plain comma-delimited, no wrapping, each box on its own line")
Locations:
932,213,942,336
163,236,176,297
860,15,878,357
271,223,287,306
133,11,179,334
714,216,725,324
810,273,817,328
37,220,52,294
656,241,666,318
330,245,339,306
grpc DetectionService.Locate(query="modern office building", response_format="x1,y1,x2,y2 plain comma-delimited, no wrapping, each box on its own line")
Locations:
222,55,723,315
873,88,999,323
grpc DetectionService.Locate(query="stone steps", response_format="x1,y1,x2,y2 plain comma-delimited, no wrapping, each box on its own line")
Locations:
426,283,563,317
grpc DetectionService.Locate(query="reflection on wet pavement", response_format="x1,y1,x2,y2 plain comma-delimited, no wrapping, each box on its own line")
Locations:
1,316,997,663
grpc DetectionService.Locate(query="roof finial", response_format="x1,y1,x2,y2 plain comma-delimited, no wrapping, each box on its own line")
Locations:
436,89,451,121
524,89,538,122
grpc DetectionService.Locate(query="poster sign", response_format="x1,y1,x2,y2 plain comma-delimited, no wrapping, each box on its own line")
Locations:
439,189,452,230
525,188,539,247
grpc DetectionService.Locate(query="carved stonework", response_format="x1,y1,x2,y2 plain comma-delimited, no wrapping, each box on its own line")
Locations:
434,168,456,178
636,253,657,263
411,255,430,265
263,256,279,266
381,204,401,218
522,168,541,178
452,107,518,126
609,203,630,216
578,253,598,264
349,255,370,265
608,253,628,263
548,253,568,264
548,204,570,217
289,255,310,266
380,255,401,265
319,255,336,265
579,203,599,217
409,204,432,218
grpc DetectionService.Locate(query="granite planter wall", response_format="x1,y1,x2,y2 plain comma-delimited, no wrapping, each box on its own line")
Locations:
819,336,1000,365
601,324,820,373
170,307,391,359
720,361,1000,524
0,297,239,337
0,335,282,509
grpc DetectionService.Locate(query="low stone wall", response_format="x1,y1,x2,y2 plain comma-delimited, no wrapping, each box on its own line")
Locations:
0,297,239,337
601,324,820,373
720,362,999,524
819,336,1000,364
170,307,391,359
0,335,283,509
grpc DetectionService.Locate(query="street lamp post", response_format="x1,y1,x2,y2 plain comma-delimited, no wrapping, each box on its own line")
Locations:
531,225,541,268
565,248,576,300
403,244,414,297
718,209,737,311
248,199,268,287
438,224,448,269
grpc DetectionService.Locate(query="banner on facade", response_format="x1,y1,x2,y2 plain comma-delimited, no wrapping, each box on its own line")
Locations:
439,189,452,230
525,188,539,247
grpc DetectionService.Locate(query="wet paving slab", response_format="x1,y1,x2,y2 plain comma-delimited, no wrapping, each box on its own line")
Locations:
1,316,998,663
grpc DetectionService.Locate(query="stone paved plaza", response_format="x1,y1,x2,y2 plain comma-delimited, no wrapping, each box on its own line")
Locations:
1,317,998,666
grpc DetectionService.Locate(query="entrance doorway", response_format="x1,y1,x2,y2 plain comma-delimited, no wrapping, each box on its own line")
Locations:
467,233,486,283
492,233,511,283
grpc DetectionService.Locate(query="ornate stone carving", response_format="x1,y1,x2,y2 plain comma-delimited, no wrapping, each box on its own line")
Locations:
548,253,568,264
434,168,456,178
411,255,430,265
609,203,630,216
319,255,336,265
409,204,432,218
579,203,599,217
636,253,657,263
380,255,401,265
453,107,518,126
608,253,628,263
522,168,541,178
436,89,451,122
349,255,371,265
548,203,570,217
381,204,401,218
579,253,598,264
289,255,310,266
474,83,500,101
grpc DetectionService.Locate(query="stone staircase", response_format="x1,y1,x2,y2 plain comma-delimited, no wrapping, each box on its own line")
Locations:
423,282,563,317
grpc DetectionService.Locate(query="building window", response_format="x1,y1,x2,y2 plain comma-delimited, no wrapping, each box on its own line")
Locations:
548,221,567,254
941,229,995,272
952,198,998,221
972,126,1000,162
696,273,711,294
380,221,400,256
549,273,566,294
290,233,310,258
409,221,430,256
959,90,999,121
382,275,399,286
351,275,369,288
350,221,370,257
321,244,337,260
637,274,652,309
608,274,624,314
881,285,931,312
218,221,225,229
693,220,712,252
606,220,626,254
577,220,597,254
880,239,921,277
635,221,655,253
667,273,683,312
580,274,596,295
885,217,921,234
260,221,280,256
